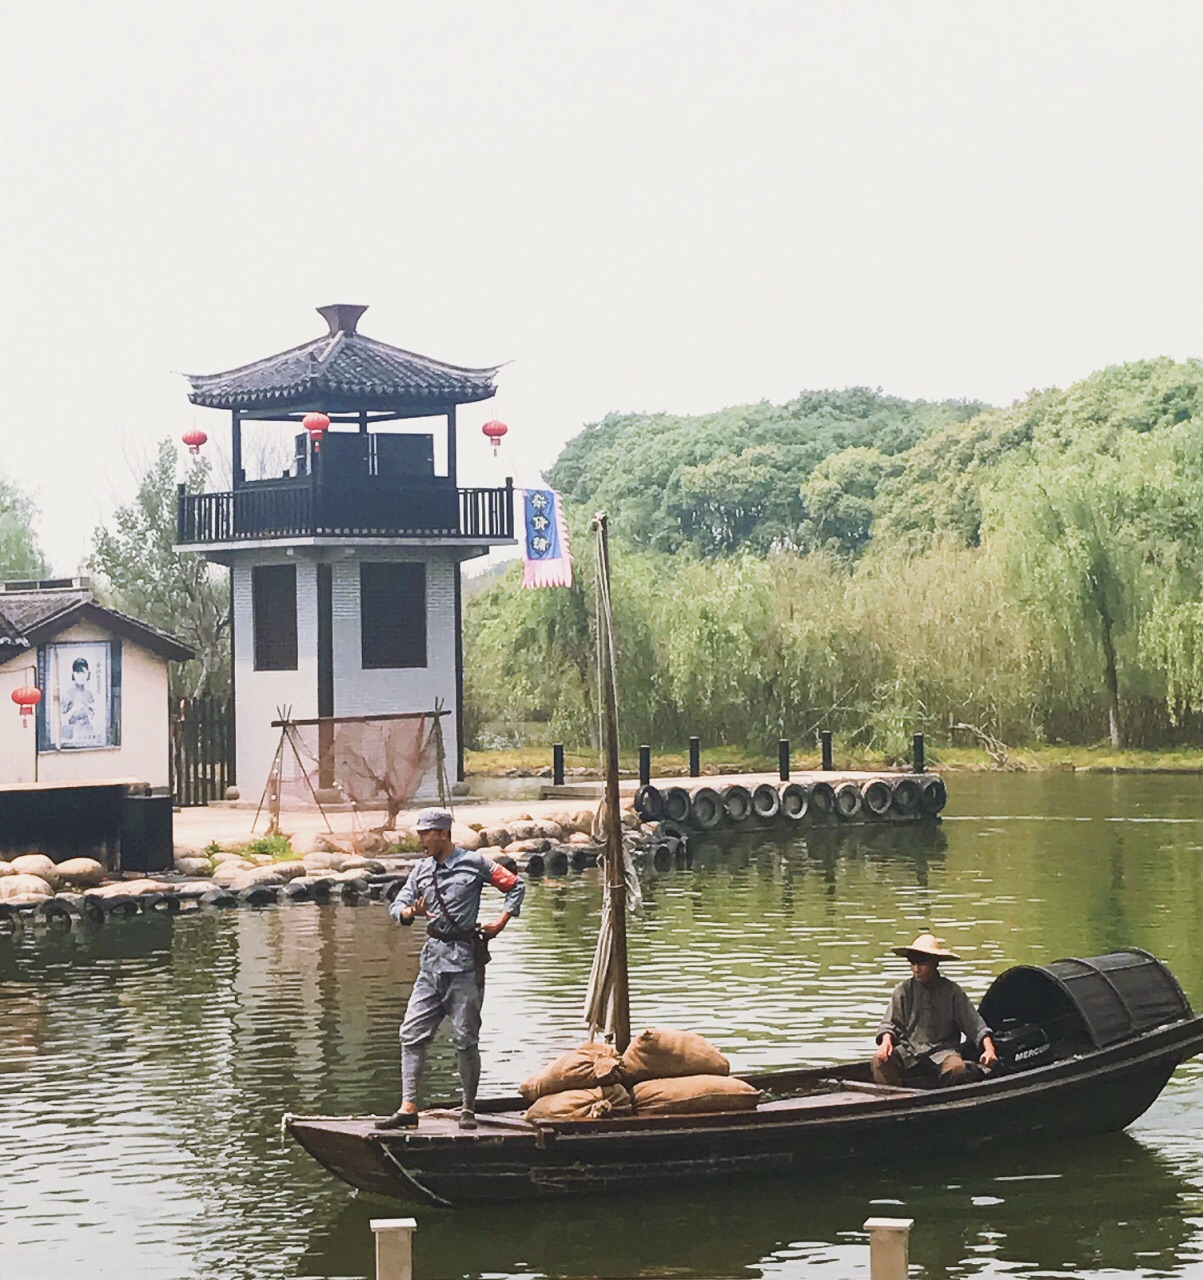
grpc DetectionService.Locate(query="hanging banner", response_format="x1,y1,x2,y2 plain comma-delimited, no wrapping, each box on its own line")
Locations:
521,488,573,588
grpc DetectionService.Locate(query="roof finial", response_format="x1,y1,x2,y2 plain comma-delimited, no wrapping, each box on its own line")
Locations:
316,304,368,336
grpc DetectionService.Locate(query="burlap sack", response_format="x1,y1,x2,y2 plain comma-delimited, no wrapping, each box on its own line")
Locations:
519,1042,623,1102
632,1075,762,1115
524,1083,634,1123
618,1027,729,1084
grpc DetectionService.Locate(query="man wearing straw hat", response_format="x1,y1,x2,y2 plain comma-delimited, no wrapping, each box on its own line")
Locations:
872,933,998,1087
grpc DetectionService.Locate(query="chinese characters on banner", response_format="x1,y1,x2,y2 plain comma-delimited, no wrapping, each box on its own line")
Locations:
521,489,573,588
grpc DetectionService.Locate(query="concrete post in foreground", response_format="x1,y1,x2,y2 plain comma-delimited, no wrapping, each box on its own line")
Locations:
863,1216,913,1280
372,1217,417,1280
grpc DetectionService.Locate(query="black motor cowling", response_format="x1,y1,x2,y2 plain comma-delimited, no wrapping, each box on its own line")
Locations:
992,1021,1053,1071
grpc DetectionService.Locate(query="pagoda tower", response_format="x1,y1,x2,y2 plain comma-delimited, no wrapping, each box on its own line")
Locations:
176,304,514,800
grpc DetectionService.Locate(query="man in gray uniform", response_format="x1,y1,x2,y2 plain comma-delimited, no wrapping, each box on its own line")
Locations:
872,933,998,1087
377,807,525,1131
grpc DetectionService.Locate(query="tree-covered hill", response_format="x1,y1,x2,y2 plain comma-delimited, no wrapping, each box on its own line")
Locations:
468,358,1203,754
546,388,989,556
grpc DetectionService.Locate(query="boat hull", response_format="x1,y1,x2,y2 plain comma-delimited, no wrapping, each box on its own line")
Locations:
286,1014,1203,1206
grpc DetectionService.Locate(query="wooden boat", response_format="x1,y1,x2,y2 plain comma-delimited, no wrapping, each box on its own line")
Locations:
286,524,1203,1205
287,949,1203,1207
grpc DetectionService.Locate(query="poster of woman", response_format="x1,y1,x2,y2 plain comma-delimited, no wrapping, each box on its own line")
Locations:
47,642,111,749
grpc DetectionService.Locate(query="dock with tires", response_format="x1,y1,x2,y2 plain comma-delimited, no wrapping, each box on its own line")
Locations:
633,773,946,831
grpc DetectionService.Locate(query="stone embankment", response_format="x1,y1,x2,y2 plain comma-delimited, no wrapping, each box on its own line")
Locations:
0,808,623,929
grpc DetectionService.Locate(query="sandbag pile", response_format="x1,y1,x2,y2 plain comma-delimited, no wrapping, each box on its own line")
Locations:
520,1042,633,1120
520,1028,761,1122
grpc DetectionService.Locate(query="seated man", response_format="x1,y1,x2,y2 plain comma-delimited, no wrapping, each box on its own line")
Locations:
872,933,998,1087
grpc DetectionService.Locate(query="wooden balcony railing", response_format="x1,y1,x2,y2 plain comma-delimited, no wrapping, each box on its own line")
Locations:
177,478,514,544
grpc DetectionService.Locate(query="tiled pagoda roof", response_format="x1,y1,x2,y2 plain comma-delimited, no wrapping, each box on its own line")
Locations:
184,304,500,415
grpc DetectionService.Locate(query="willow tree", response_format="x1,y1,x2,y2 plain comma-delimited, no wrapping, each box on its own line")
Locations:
983,452,1142,747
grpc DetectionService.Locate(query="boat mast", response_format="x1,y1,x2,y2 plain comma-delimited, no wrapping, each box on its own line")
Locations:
593,512,631,1053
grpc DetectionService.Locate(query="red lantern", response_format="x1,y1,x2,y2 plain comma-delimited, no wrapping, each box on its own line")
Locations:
182,429,207,455
303,412,331,451
482,419,508,457
11,685,41,728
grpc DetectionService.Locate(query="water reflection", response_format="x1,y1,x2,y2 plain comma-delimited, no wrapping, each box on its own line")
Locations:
294,1133,1193,1280
4,773,1203,1279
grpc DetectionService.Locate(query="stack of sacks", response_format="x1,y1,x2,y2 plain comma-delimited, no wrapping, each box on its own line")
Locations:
620,1028,762,1115
520,1042,634,1121
520,1029,761,1122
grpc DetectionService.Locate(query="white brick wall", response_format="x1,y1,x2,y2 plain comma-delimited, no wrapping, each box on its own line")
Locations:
230,549,459,806
232,557,319,801
331,549,458,799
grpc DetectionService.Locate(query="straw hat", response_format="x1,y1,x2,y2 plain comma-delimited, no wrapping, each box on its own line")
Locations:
892,933,961,960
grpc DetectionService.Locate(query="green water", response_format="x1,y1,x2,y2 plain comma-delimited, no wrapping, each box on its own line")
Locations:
3,773,1203,1279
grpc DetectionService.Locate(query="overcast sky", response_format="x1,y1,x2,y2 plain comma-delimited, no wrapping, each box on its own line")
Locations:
3,2,1201,573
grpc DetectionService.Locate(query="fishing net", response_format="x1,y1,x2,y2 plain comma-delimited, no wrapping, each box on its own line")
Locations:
262,711,449,827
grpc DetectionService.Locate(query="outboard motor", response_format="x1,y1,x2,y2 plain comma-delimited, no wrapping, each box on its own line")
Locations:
991,1021,1054,1072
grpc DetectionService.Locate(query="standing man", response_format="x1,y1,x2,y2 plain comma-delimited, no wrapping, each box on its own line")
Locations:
377,807,525,1131
872,933,998,1087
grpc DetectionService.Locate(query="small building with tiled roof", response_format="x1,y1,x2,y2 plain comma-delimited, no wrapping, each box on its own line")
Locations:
0,578,193,788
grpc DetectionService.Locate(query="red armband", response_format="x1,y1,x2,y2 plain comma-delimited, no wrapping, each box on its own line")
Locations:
489,863,518,891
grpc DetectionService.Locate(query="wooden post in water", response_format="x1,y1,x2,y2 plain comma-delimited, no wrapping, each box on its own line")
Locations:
371,1217,417,1280
821,731,834,771
863,1217,913,1280
778,738,790,782
912,732,925,774
638,744,651,787
553,742,565,786
689,736,700,777
593,513,631,1053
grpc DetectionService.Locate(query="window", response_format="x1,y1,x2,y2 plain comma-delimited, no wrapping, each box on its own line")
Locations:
253,564,298,671
37,640,122,751
360,562,426,669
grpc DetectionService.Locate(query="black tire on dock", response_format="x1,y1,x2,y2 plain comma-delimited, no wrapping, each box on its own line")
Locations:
547,850,569,876
571,847,598,871
722,784,754,822
37,898,79,925
634,784,664,822
103,895,139,916
308,880,333,902
809,781,837,817
339,879,370,902
862,779,893,818
525,853,546,877
662,787,692,824
689,787,724,830
834,783,863,820
79,897,106,924
141,892,181,914
751,783,782,820
780,782,809,820
200,888,239,908
919,775,947,815
651,844,672,871
240,885,279,907
282,881,311,902
891,777,921,816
